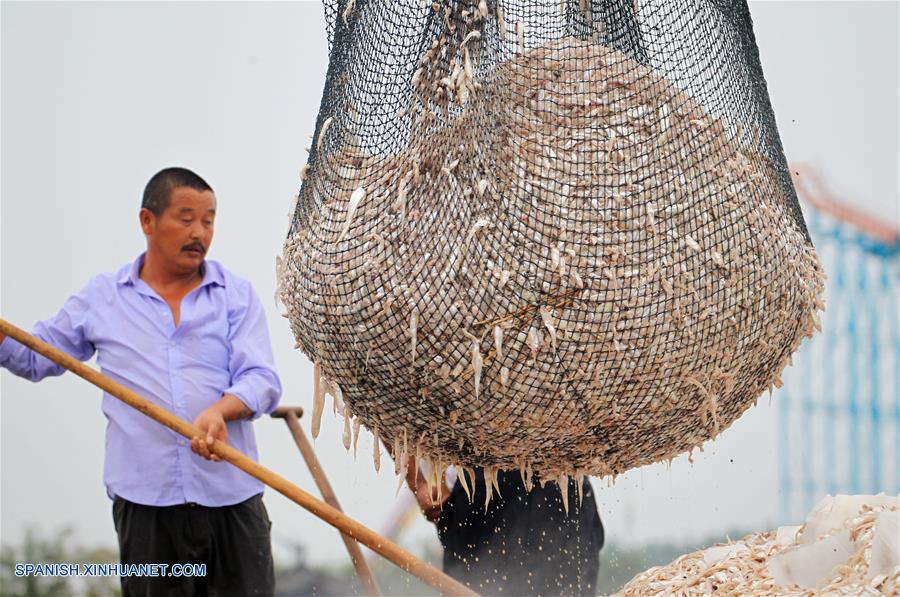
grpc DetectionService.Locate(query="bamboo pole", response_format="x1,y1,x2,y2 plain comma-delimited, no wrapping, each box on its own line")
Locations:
270,406,381,596
0,318,475,597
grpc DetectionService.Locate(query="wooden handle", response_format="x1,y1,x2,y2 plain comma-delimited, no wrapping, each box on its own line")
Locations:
0,318,475,596
278,408,381,596
270,406,305,419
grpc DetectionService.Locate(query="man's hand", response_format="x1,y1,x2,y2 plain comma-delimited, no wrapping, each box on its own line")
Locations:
405,456,451,523
190,393,253,461
414,480,451,522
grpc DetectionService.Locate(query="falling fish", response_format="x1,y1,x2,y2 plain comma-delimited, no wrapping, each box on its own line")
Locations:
352,418,361,458
373,428,381,472
494,325,503,360
342,407,352,450
559,473,570,515
311,362,325,439
457,465,472,501
338,186,366,241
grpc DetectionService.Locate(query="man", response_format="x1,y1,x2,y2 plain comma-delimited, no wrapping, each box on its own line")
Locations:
0,167,281,596
407,461,604,596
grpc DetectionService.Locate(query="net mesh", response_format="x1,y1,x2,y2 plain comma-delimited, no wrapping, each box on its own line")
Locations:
279,0,825,482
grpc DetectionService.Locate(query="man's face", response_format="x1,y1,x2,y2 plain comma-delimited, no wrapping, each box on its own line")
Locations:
141,186,216,274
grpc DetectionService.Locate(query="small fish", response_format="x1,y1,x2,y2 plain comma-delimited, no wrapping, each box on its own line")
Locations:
338,186,366,241
311,362,325,439
316,117,333,153
540,306,558,350
559,473,570,515
527,327,541,360
685,235,701,252
472,341,483,398
373,427,381,472
409,309,419,368
342,407,352,450
352,418,361,458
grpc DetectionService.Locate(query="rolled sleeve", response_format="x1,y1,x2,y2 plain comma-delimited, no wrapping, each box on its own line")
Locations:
224,280,282,419
0,283,95,381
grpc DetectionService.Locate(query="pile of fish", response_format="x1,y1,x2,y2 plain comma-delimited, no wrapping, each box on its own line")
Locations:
617,494,899,595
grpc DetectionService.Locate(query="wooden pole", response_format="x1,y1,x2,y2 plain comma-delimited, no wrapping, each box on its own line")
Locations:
0,318,475,597
270,407,381,596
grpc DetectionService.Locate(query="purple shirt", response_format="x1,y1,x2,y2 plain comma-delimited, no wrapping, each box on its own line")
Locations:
0,253,282,507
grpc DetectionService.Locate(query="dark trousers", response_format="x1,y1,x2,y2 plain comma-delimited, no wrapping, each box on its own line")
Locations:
438,469,604,596
112,494,275,597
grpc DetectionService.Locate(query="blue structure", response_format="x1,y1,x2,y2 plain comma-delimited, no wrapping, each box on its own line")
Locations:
778,179,900,522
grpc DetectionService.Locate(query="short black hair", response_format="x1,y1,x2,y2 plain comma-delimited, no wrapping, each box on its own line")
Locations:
141,167,213,216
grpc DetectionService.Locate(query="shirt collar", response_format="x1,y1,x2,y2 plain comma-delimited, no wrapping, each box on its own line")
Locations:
118,252,225,288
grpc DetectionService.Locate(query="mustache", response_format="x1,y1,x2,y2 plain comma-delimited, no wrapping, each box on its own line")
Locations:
182,242,206,254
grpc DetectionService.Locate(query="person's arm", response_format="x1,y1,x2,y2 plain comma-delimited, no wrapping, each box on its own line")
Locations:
0,284,95,381
405,456,451,522
190,393,252,461
191,278,281,460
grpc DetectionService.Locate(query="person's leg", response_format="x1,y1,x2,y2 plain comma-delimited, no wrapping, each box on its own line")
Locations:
112,497,209,597
206,494,274,597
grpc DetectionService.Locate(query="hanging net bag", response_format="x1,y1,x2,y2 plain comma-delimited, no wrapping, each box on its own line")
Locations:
279,0,826,488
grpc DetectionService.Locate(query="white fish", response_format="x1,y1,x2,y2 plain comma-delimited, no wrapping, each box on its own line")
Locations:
472,341,483,398
527,327,541,360
457,465,472,502
540,306,558,350
685,234,701,252
352,418,361,458
316,116,333,152
493,325,503,360
311,362,325,439
338,186,366,241
373,427,381,472
484,467,494,511
575,470,585,506
477,0,488,19
342,407,352,450
409,309,419,368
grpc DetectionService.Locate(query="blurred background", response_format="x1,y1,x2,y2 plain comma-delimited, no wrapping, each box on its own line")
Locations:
1,1,897,595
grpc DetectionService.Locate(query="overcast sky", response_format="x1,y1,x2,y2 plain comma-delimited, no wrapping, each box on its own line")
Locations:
1,0,897,572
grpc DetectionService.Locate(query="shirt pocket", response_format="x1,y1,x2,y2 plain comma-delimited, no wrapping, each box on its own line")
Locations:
182,317,231,368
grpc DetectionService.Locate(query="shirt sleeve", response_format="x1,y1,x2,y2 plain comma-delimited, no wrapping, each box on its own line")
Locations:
0,281,96,381
223,279,282,419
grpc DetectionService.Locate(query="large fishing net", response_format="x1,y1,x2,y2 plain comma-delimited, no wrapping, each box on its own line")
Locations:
278,0,826,489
